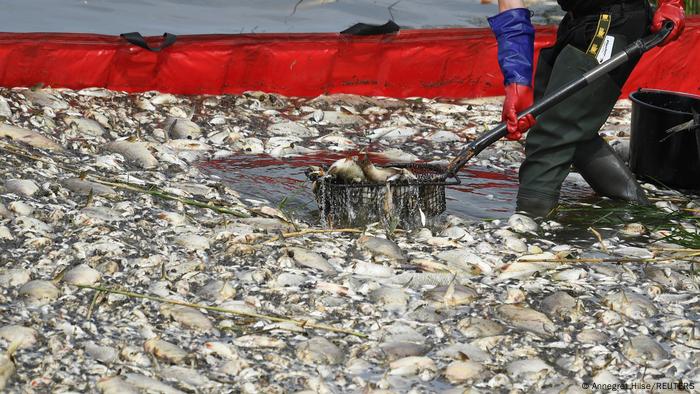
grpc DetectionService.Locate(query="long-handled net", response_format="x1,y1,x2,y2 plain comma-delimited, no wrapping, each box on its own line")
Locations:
308,24,673,229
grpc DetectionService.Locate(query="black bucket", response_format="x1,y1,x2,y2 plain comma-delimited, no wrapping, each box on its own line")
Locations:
629,89,700,190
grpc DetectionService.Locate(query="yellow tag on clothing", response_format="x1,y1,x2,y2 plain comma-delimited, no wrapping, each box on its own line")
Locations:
586,13,611,58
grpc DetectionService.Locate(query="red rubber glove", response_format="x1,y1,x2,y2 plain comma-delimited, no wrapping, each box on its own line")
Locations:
652,0,685,47
503,83,536,141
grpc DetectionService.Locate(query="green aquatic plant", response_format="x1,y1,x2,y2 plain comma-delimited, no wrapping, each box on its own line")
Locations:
685,0,699,14
0,141,251,218
76,284,368,338
557,199,699,246
558,201,696,229
661,226,700,249
277,181,321,229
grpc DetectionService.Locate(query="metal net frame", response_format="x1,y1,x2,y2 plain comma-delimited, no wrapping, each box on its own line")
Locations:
311,162,460,229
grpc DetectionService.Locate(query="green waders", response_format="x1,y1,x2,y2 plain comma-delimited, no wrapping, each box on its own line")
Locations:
516,2,652,218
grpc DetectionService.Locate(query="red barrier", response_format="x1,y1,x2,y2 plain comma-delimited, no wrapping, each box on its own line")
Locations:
0,18,698,99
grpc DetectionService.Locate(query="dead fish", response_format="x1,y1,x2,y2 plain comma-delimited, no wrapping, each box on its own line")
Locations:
358,155,415,183
63,264,101,286
496,260,555,281
0,326,37,349
389,272,476,288
202,341,239,360
389,356,437,378
353,261,395,277
603,290,657,319
284,247,336,274
234,335,286,349
22,88,68,109
620,222,647,237
61,178,117,197
508,213,539,233
295,337,344,365
376,148,419,162
105,140,158,169
370,286,409,312
425,284,478,306
85,342,119,364
444,360,485,384
0,341,20,390
623,335,670,364
4,179,39,197
457,317,505,339
160,366,215,390
163,117,201,139
304,166,325,181
662,106,699,139
160,304,214,332
314,133,356,151
65,116,106,137
143,338,188,364
0,124,63,151
383,183,396,226
327,156,365,183
357,235,405,261
123,373,185,394
269,142,315,158
197,280,236,302
506,358,553,379
19,280,60,304
96,376,140,394
358,156,399,183
496,304,556,337
0,97,11,118
150,93,179,105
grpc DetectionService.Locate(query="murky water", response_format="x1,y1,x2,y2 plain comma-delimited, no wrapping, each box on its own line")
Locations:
200,152,594,225
198,151,632,251
0,0,497,35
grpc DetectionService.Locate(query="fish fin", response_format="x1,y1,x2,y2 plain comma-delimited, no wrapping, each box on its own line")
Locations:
663,119,694,136
401,168,417,180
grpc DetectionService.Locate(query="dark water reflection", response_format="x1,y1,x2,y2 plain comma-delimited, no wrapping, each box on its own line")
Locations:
200,152,640,249
200,152,523,223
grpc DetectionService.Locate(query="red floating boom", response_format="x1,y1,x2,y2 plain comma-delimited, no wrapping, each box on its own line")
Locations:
0,18,698,99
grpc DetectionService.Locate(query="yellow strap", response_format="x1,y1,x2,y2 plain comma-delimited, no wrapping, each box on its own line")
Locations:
586,13,611,58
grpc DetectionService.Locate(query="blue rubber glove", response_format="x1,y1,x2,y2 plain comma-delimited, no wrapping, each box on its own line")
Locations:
489,8,536,139
488,8,535,87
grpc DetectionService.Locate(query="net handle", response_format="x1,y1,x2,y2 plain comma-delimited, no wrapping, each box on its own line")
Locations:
445,20,674,177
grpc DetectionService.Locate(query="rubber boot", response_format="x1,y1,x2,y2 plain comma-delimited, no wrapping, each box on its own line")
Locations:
515,189,560,219
517,45,623,218
573,136,650,205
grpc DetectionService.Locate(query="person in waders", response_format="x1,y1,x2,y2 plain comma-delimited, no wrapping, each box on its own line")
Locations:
489,0,686,218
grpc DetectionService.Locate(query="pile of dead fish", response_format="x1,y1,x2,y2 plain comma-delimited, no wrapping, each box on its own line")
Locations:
0,85,698,393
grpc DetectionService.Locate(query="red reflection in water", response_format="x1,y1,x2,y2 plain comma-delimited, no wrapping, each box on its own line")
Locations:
198,153,521,219
200,153,519,190
463,168,512,181
201,151,361,171
199,155,309,192
450,167,518,199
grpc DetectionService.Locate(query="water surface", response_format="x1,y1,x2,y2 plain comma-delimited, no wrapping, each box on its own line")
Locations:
0,0,497,34
202,152,527,222
200,152,612,246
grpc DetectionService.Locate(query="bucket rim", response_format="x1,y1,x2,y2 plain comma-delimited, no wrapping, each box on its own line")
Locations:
629,88,700,116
